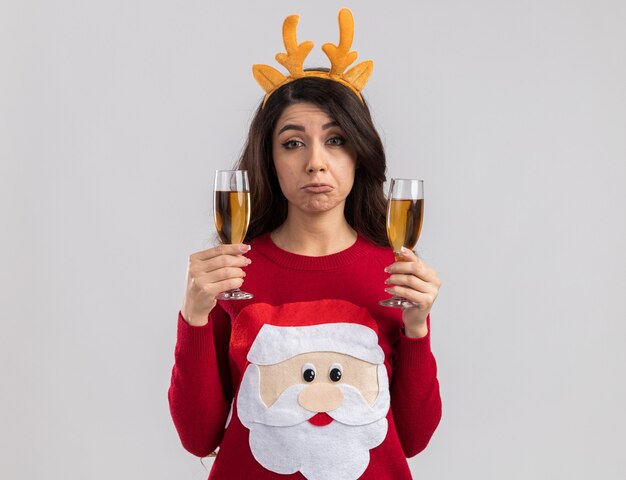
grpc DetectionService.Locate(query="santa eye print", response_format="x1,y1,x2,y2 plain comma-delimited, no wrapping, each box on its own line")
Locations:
303,369,315,382
302,363,316,382
329,363,343,382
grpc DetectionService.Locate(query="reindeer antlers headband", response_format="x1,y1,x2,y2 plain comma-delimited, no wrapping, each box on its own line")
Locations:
252,8,373,106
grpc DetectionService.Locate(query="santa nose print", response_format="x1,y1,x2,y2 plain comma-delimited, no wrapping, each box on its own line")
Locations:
298,363,345,413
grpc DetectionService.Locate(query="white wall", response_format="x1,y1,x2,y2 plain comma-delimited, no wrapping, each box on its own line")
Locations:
1,0,625,478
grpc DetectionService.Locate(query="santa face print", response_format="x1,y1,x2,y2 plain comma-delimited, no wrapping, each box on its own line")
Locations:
236,323,390,480
258,351,381,417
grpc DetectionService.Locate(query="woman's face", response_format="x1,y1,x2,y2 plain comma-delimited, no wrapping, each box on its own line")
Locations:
272,102,357,216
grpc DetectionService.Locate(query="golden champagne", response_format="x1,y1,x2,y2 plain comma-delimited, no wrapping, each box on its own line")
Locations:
387,198,424,257
214,191,250,244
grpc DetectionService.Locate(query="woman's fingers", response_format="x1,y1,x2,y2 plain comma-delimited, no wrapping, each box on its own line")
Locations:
190,243,251,261
195,267,246,285
190,252,251,276
385,285,436,311
385,273,436,294
201,277,245,296
385,253,440,286
188,254,249,292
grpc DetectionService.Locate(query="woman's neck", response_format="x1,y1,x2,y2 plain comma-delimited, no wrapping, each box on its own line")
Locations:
271,212,357,256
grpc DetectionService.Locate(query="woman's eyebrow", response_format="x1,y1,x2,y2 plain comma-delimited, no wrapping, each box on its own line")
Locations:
277,121,339,135
277,124,304,135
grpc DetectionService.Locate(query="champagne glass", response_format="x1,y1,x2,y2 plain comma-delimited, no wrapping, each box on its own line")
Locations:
213,170,253,300
379,178,424,308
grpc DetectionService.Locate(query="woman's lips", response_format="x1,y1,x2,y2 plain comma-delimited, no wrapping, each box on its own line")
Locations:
301,183,333,193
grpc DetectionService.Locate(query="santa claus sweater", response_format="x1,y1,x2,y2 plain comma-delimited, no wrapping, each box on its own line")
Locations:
169,234,442,479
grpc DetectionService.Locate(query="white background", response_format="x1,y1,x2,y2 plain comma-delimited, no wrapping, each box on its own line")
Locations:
1,0,625,478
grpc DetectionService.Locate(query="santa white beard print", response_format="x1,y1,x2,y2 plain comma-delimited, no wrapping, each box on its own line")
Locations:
237,364,390,480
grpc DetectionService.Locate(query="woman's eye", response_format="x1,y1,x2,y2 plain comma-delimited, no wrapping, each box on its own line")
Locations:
327,136,346,146
282,140,304,149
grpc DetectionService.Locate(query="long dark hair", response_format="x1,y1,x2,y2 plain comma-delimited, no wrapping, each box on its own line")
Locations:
236,76,389,247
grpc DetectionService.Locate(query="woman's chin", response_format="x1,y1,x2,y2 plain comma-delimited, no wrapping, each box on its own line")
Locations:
293,199,344,215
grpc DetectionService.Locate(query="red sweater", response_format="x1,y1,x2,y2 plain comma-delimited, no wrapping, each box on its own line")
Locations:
169,234,442,479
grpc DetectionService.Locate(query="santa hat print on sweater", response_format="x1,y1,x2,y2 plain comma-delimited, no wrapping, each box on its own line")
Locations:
229,299,385,375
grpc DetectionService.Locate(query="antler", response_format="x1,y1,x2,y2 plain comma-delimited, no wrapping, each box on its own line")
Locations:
252,64,286,94
275,15,314,77
252,14,314,94
253,8,373,102
322,8,358,78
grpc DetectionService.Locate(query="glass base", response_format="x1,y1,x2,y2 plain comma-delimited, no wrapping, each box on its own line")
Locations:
379,295,417,309
216,288,253,300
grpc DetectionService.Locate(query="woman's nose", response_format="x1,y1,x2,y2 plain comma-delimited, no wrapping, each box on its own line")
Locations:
306,142,327,173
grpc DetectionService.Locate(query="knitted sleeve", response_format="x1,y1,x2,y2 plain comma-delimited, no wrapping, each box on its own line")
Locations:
390,315,442,457
168,304,233,457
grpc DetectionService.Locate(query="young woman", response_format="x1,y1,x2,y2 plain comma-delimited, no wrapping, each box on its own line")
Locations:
170,10,442,480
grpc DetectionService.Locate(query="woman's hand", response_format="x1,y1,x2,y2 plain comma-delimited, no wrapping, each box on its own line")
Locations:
181,244,251,326
384,247,442,338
